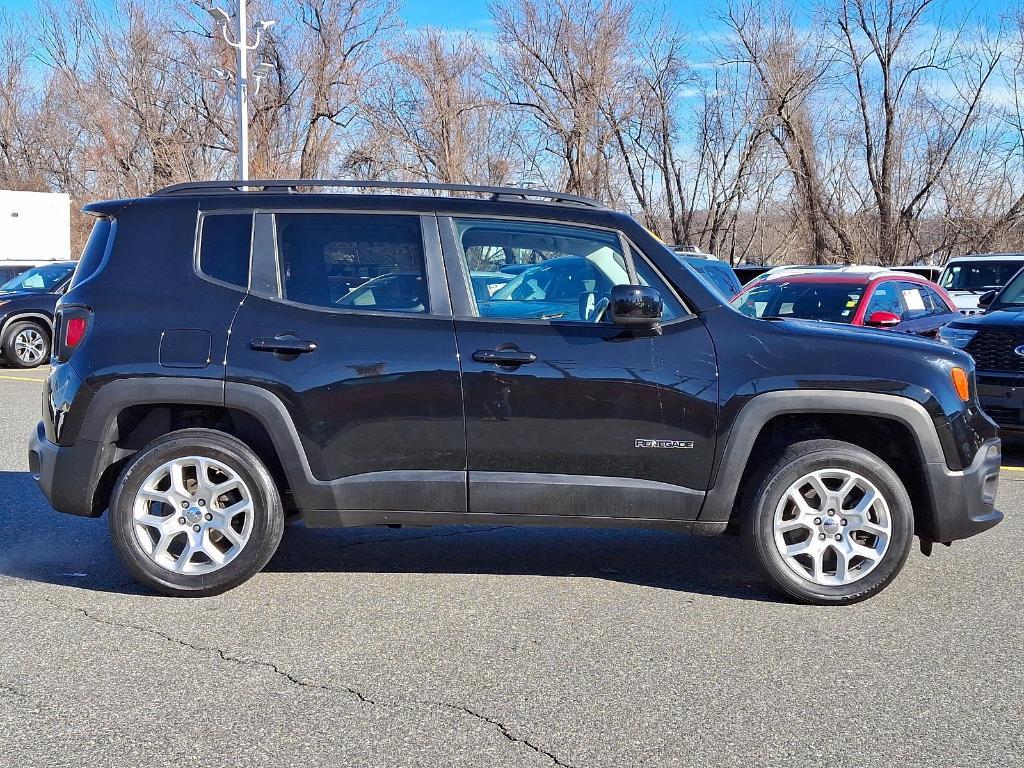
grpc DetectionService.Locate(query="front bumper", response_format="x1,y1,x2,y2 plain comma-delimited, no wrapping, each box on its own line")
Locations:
925,438,1003,543
29,420,117,518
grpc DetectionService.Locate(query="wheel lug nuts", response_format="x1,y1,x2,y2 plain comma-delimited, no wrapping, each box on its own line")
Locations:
827,509,834,516
814,517,822,525
835,534,842,541
178,517,186,525
181,501,189,509
841,518,848,526
818,533,826,540
193,524,201,532
205,512,213,521
198,499,206,507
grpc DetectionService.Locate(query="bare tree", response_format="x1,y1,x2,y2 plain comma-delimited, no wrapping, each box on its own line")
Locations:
365,29,517,184
489,0,635,198
835,0,1003,264
286,0,398,177
724,1,849,263
0,0,1020,267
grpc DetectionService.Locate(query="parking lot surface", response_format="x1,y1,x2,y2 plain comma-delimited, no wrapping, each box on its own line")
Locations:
1,371,1021,768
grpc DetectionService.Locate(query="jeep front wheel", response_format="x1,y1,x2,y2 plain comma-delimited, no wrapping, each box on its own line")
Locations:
743,439,914,605
109,429,284,597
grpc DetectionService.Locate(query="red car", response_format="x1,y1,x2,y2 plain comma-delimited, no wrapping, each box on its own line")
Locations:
730,266,959,337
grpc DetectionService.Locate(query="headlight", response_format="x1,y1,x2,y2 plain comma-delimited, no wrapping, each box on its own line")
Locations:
937,326,976,349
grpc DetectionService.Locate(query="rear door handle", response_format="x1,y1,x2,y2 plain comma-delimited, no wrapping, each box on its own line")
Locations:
472,348,537,366
250,336,318,355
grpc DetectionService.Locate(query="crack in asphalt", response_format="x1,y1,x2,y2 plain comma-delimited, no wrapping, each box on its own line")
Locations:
333,525,511,552
438,702,576,768
45,597,575,768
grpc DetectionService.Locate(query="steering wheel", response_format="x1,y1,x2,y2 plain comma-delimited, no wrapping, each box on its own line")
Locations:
589,297,610,323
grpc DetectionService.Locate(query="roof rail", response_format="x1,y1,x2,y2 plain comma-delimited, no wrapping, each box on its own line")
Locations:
150,179,608,209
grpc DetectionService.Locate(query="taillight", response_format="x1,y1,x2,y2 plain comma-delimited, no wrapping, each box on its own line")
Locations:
56,307,91,361
65,317,87,348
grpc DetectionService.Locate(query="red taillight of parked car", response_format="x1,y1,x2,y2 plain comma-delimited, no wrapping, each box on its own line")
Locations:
65,317,87,348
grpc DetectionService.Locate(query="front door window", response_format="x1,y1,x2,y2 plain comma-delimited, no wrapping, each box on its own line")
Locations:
453,218,682,322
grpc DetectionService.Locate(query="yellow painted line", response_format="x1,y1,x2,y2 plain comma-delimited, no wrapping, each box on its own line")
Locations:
0,374,47,383
1003,465,1024,472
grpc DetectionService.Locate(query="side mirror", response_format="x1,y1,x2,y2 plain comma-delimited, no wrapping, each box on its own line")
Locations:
978,290,997,308
864,310,901,328
610,284,663,330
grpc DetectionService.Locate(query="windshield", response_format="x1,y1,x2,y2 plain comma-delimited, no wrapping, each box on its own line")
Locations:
992,267,1024,307
731,281,865,323
679,257,741,298
939,261,1023,292
0,263,75,292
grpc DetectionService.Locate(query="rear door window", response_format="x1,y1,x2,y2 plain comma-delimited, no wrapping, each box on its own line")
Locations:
923,285,953,315
275,213,428,313
897,282,929,320
199,213,252,289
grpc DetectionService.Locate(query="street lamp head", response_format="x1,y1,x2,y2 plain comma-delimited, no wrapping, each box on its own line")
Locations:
205,6,231,27
252,62,275,78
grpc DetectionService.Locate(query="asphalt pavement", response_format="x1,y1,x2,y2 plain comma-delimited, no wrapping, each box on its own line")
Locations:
0,369,1021,768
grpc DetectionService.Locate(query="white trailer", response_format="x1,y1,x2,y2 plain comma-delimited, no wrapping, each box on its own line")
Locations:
0,190,71,263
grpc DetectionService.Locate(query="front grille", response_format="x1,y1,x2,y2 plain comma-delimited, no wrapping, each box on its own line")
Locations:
978,373,1024,387
983,405,1023,427
965,329,1024,372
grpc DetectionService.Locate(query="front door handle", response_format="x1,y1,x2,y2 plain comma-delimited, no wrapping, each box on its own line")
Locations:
250,336,318,355
472,348,538,366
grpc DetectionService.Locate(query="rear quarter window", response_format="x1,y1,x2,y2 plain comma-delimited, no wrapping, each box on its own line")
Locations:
199,213,253,289
69,218,113,289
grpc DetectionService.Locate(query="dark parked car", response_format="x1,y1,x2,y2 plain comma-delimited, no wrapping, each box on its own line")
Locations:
30,180,1001,604
0,260,53,284
938,267,1024,434
0,260,76,368
731,267,959,337
898,265,943,282
734,263,771,285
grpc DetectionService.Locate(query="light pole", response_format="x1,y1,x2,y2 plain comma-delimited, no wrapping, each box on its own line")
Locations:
206,2,276,182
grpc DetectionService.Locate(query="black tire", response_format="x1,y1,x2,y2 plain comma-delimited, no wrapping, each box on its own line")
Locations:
742,439,914,605
109,429,284,597
2,320,50,369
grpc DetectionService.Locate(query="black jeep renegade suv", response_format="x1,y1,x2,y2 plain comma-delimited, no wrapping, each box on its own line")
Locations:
29,180,1003,603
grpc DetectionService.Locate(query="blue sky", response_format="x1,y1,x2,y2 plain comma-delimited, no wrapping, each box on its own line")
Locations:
404,0,1010,28
0,0,1012,37
0,0,1007,51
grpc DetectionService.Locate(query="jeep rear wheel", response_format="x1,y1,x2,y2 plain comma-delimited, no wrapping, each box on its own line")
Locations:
743,439,914,605
109,429,284,597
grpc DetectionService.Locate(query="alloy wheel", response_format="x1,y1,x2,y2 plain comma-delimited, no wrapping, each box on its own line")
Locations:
132,456,255,575
14,328,46,365
772,469,892,586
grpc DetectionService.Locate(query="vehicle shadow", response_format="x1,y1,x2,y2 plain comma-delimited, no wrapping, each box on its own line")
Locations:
0,470,782,603
265,522,783,602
